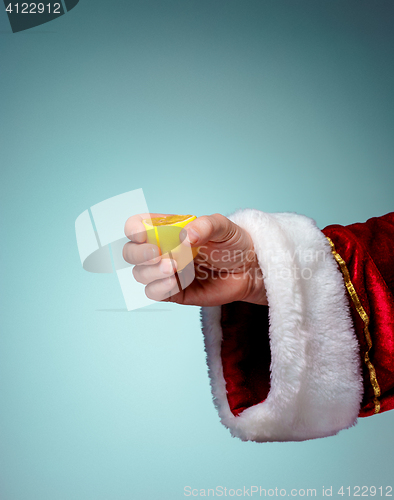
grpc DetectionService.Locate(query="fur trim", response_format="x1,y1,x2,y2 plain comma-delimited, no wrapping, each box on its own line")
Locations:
201,210,363,442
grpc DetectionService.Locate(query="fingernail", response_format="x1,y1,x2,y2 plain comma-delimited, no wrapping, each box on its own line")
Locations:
187,228,199,244
144,246,158,261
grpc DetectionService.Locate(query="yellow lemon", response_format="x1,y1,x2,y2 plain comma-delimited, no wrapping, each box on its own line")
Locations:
142,214,199,271
143,215,196,227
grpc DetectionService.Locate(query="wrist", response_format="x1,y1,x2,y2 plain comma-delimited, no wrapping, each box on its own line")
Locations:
242,255,268,306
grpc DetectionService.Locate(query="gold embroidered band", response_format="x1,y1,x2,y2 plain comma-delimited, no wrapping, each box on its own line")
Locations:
326,236,381,414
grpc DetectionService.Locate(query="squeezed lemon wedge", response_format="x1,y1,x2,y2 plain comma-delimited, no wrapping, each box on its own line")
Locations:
143,215,196,227
142,214,199,271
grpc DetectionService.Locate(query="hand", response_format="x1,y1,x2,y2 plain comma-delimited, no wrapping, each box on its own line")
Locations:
123,213,267,307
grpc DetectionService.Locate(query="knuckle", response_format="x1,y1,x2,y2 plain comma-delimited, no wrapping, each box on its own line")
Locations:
132,266,140,281
216,213,236,239
198,215,214,234
213,212,229,227
132,266,145,284
124,217,134,237
226,221,238,240
145,284,158,301
123,243,133,263
210,213,235,241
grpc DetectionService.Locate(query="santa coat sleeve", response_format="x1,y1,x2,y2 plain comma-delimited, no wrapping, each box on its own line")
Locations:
200,210,394,442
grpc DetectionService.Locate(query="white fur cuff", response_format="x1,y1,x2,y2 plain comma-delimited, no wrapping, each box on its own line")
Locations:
201,210,363,442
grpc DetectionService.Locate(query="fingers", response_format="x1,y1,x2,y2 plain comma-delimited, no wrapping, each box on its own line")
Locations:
124,213,148,244
123,240,161,265
132,258,177,285
183,213,238,247
134,258,180,302
145,275,180,301
124,212,166,243
123,212,167,265
131,245,179,301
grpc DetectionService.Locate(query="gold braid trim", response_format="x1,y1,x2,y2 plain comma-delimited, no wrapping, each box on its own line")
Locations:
326,236,381,414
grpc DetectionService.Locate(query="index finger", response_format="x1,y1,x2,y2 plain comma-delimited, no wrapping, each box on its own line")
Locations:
124,213,166,243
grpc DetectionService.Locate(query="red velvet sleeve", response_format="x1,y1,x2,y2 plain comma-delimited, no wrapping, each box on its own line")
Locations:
322,213,394,417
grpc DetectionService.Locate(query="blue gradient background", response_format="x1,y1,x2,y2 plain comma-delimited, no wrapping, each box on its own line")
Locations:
1,1,393,499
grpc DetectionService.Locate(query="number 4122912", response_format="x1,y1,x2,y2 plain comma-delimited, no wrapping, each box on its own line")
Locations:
5,3,61,14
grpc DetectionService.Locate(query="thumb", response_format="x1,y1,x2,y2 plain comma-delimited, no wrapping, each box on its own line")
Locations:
183,213,238,246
